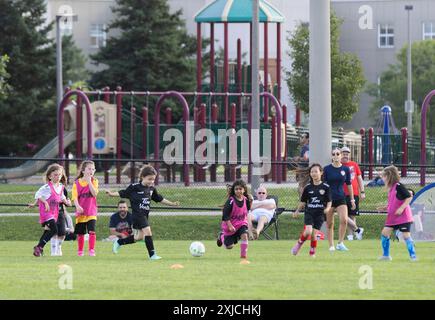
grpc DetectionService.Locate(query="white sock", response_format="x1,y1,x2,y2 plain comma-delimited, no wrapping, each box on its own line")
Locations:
57,239,63,255
50,238,57,256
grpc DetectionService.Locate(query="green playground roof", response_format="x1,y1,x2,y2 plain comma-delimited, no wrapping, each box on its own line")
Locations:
194,0,285,23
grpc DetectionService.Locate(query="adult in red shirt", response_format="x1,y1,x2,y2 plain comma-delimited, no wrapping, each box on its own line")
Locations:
341,147,365,240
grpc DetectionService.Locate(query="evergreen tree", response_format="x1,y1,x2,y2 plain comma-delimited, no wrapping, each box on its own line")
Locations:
90,0,200,93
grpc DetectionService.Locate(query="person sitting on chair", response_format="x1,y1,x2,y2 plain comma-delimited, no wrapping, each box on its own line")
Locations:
248,186,276,240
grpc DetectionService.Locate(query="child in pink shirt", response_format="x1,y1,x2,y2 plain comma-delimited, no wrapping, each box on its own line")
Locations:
378,166,416,261
217,180,252,261
33,164,71,257
72,160,99,257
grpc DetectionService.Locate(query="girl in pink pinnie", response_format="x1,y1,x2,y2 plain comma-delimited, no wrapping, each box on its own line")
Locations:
72,160,99,256
33,164,71,257
216,180,252,260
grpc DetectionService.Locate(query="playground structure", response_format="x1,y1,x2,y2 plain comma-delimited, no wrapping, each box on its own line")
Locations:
55,88,287,186
1,0,434,187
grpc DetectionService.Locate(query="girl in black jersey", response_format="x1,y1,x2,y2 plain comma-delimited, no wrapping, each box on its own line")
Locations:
292,164,331,257
106,165,179,260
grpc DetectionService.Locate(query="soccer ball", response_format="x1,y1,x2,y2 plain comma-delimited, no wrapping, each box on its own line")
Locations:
189,241,205,257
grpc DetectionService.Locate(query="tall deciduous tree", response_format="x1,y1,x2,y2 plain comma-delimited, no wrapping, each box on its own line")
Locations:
286,13,366,124
367,40,435,137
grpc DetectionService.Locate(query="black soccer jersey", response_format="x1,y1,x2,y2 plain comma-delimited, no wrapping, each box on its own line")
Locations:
118,183,163,218
300,182,332,214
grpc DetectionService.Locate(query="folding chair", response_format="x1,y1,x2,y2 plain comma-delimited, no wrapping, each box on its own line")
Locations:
251,195,285,240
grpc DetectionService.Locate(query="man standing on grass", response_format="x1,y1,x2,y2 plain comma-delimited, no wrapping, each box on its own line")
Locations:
341,146,365,241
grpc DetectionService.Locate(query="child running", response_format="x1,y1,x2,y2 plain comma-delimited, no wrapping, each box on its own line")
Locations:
72,160,99,257
50,167,70,256
33,164,71,257
292,164,332,257
106,165,179,260
378,165,416,261
217,179,252,260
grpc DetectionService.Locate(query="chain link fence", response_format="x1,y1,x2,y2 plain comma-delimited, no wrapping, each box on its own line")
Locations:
1,157,434,240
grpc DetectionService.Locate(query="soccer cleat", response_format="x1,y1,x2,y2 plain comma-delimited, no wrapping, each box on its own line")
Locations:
149,254,162,260
355,228,364,241
33,246,43,257
77,251,84,257
291,242,303,256
378,255,392,261
309,248,316,258
410,255,418,262
336,243,349,251
329,246,336,252
347,235,354,241
89,249,96,256
216,232,223,247
58,247,62,256
112,240,121,254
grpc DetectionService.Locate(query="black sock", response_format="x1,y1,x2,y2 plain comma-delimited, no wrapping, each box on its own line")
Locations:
118,235,135,246
355,228,360,233
144,236,155,257
37,230,54,248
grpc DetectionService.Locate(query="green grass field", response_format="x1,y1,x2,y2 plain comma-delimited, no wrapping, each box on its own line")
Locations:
1,240,434,300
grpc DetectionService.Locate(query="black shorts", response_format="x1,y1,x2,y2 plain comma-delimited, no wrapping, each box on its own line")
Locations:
56,211,66,237
132,214,150,230
386,222,413,233
41,219,58,234
332,199,346,208
304,211,324,230
224,225,248,247
75,220,96,235
64,233,77,241
346,196,360,216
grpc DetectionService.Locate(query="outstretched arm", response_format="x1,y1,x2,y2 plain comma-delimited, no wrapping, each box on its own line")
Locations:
105,190,120,197
161,199,180,207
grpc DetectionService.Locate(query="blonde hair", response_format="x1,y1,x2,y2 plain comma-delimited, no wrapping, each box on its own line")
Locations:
76,160,95,180
44,163,66,184
382,165,400,188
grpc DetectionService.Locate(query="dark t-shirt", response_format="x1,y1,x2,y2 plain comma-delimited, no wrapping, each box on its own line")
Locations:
118,183,163,218
300,144,309,158
109,212,133,234
301,183,331,214
222,196,251,221
323,164,351,201
395,183,411,200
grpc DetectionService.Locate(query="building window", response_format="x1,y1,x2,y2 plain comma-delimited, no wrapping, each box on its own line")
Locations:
423,22,435,40
90,24,106,48
378,24,394,48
